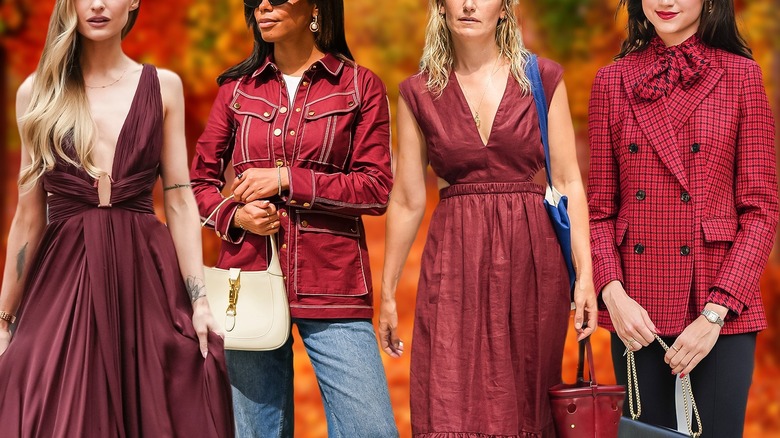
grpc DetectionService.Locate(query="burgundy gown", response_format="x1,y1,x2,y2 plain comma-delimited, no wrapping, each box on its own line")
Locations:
399,58,571,437
0,65,234,437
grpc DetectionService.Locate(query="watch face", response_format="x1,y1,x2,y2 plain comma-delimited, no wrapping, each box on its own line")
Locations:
706,313,717,323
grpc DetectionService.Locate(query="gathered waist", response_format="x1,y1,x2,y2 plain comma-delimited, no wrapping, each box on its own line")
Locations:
439,182,545,199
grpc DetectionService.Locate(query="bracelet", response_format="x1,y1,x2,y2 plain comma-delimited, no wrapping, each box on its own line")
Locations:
0,310,16,325
235,205,245,230
276,167,283,197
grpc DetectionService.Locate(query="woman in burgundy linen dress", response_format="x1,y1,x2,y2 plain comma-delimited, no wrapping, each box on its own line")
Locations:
380,1,597,437
0,1,233,436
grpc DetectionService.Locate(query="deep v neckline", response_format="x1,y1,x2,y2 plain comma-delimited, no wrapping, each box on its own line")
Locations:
95,64,147,180
452,70,510,147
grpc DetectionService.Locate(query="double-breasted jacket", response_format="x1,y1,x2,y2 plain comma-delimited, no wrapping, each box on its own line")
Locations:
588,38,778,336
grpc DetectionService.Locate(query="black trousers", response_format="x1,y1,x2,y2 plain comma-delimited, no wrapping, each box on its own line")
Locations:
610,331,756,438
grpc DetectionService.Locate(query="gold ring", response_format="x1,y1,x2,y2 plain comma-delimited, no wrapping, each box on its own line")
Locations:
672,345,680,352
628,338,636,345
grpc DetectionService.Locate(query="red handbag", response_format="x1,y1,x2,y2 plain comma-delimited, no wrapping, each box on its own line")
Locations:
548,338,625,438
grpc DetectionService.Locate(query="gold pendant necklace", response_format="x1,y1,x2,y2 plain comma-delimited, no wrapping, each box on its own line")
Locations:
457,56,502,129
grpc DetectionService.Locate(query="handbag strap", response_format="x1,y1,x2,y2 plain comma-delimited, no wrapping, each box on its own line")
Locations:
576,337,598,386
201,196,234,228
200,196,283,277
626,334,703,437
525,54,553,189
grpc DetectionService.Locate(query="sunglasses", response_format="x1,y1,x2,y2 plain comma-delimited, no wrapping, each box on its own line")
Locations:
244,0,289,8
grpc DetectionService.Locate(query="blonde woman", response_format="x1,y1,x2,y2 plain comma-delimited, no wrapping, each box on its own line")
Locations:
380,0,597,436
0,0,233,436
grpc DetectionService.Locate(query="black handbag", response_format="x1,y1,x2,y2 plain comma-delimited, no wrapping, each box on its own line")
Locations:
618,335,702,438
525,54,576,296
618,417,688,437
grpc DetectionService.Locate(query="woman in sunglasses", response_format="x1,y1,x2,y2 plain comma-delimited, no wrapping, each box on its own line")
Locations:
190,1,398,436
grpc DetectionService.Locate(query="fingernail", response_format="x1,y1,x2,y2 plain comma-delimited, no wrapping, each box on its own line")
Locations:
680,373,685,378
202,350,208,359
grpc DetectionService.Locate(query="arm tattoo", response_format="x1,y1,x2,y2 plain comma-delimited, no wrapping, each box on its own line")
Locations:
186,275,207,302
163,183,191,192
16,242,28,281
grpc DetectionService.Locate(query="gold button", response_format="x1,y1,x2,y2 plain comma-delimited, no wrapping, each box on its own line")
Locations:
275,159,284,167
215,230,222,238
289,130,296,136
279,107,288,114
263,111,270,117
295,108,301,113
308,111,315,116
273,128,282,136
348,101,355,107
303,202,310,208
301,220,309,228
290,200,297,204
302,81,309,87
232,102,241,109
281,243,287,249
283,275,287,281
312,65,317,69
281,211,288,217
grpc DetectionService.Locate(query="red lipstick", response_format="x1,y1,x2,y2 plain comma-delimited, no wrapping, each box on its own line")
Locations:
656,11,679,20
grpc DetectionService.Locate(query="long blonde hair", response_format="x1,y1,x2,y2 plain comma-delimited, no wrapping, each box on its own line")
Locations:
420,0,531,96
18,0,140,190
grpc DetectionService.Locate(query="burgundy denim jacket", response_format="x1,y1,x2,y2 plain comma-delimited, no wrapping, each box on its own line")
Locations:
191,54,392,319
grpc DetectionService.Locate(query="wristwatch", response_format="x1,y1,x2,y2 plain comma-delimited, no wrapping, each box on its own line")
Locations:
701,309,724,328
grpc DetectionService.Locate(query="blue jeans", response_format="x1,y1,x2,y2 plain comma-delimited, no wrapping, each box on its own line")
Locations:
226,318,399,438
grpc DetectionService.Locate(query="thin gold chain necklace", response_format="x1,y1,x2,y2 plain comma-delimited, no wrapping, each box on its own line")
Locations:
456,56,502,128
85,67,128,89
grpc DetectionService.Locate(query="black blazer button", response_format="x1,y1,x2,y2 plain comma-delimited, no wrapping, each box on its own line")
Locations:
634,244,645,255
681,192,691,203
628,143,638,153
691,143,701,153
680,245,691,256
636,190,646,201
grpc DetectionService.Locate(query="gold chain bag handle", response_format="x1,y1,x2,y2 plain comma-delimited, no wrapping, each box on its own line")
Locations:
626,334,703,438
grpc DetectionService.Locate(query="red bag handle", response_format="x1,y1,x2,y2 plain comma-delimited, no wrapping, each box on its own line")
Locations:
576,338,598,387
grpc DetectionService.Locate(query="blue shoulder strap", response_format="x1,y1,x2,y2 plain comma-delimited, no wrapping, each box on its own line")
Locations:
525,55,552,188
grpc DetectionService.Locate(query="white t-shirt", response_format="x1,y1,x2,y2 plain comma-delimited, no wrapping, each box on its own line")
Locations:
282,74,303,106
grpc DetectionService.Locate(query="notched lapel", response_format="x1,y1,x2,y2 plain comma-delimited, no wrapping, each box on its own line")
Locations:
622,57,689,191
667,66,724,133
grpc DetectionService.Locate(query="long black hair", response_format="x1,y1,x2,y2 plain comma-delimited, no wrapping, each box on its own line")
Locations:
217,0,353,85
615,0,752,60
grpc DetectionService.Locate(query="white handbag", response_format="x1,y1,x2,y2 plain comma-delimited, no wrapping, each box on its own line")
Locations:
201,197,290,351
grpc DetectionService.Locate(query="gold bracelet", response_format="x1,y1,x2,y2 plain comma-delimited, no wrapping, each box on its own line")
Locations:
0,310,16,325
235,205,245,230
277,167,283,197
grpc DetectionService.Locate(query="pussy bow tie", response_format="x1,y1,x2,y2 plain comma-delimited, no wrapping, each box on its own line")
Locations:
633,36,710,101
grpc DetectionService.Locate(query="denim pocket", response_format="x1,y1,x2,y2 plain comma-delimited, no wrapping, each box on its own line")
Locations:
230,91,278,164
293,210,368,297
297,92,359,171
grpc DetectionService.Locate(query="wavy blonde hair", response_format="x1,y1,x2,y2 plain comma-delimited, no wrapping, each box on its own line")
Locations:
420,0,531,96
18,0,140,190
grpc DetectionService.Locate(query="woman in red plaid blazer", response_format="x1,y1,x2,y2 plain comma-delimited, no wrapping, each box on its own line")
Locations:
588,0,778,435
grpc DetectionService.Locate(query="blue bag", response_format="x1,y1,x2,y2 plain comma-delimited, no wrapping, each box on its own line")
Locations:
525,54,576,296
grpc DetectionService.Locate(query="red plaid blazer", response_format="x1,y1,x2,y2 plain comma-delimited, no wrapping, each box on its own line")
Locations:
587,44,778,336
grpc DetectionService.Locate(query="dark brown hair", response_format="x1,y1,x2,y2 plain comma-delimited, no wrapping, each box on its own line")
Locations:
615,0,752,60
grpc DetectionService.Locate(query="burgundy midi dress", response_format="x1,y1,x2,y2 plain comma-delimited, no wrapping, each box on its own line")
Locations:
0,65,234,437
399,58,571,438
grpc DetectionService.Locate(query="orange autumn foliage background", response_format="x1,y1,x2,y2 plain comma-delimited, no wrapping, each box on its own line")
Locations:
1,1,779,437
